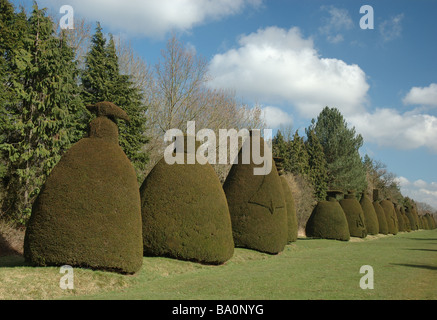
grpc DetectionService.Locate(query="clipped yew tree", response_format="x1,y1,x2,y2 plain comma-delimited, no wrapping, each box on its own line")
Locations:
305,190,350,241
140,134,234,264
394,203,405,232
401,207,411,232
405,206,418,230
359,192,379,235
340,191,367,238
373,189,388,235
380,199,398,235
223,131,288,254
275,157,298,243
24,102,143,274
425,213,436,229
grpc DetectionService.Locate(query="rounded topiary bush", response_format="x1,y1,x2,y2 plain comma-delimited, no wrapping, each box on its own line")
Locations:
359,192,379,235
380,199,398,235
223,132,287,254
24,102,143,274
394,204,405,232
340,192,367,238
405,207,418,230
305,191,350,241
401,207,411,232
425,213,436,229
140,135,234,265
372,190,388,235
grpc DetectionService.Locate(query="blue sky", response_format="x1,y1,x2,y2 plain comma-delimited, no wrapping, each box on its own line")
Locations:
12,0,437,208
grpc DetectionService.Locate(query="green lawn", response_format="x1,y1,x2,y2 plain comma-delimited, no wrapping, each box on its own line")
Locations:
1,229,436,300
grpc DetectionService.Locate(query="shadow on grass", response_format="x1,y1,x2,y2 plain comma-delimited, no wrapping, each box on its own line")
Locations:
404,248,437,252
390,263,437,271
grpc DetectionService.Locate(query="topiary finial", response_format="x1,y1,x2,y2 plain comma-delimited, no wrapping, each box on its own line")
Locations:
86,101,130,122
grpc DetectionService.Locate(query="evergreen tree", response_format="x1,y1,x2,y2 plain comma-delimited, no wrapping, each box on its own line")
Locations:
288,130,310,175
0,3,84,223
272,130,290,170
82,25,149,181
305,127,328,200
310,107,367,193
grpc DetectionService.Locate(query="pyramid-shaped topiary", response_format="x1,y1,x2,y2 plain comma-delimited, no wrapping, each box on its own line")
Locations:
340,191,367,238
24,102,143,274
380,199,398,235
140,135,234,264
274,158,298,243
223,132,287,254
372,189,388,235
305,191,350,241
359,192,379,235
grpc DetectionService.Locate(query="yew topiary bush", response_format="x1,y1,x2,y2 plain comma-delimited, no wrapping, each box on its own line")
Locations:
305,191,350,241
223,132,287,254
380,199,398,235
372,190,388,235
359,192,379,235
24,102,143,274
140,135,234,265
340,192,367,238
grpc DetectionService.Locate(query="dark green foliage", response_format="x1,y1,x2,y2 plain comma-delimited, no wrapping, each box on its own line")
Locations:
305,195,350,241
372,190,388,235
305,127,328,201
394,204,405,232
0,3,86,223
405,206,418,230
24,103,143,273
82,24,149,182
309,107,367,193
223,133,287,254
280,176,298,243
340,192,367,238
359,192,379,235
425,213,436,229
380,200,398,235
401,207,411,232
140,137,234,264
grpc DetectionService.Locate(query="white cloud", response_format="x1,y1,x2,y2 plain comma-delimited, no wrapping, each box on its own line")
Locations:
380,14,404,42
395,176,411,187
261,106,293,128
396,177,437,209
208,26,369,119
348,108,437,152
41,0,262,37
403,83,437,107
319,6,353,44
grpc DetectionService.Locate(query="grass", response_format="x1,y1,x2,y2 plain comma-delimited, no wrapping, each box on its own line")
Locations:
0,229,436,300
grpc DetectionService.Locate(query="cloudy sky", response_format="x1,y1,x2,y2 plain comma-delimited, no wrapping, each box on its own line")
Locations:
14,0,437,208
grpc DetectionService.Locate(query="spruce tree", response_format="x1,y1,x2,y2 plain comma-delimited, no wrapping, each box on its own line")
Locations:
0,3,84,223
288,130,310,175
81,25,149,181
310,107,367,193
305,127,328,201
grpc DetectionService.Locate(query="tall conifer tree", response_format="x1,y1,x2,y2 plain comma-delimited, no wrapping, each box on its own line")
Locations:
0,3,84,223
82,24,149,181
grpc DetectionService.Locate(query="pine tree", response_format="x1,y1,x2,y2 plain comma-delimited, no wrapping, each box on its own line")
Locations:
272,130,290,170
310,107,367,193
0,3,84,223
81,25,149,181
288,130,310,175
305,127,328,200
